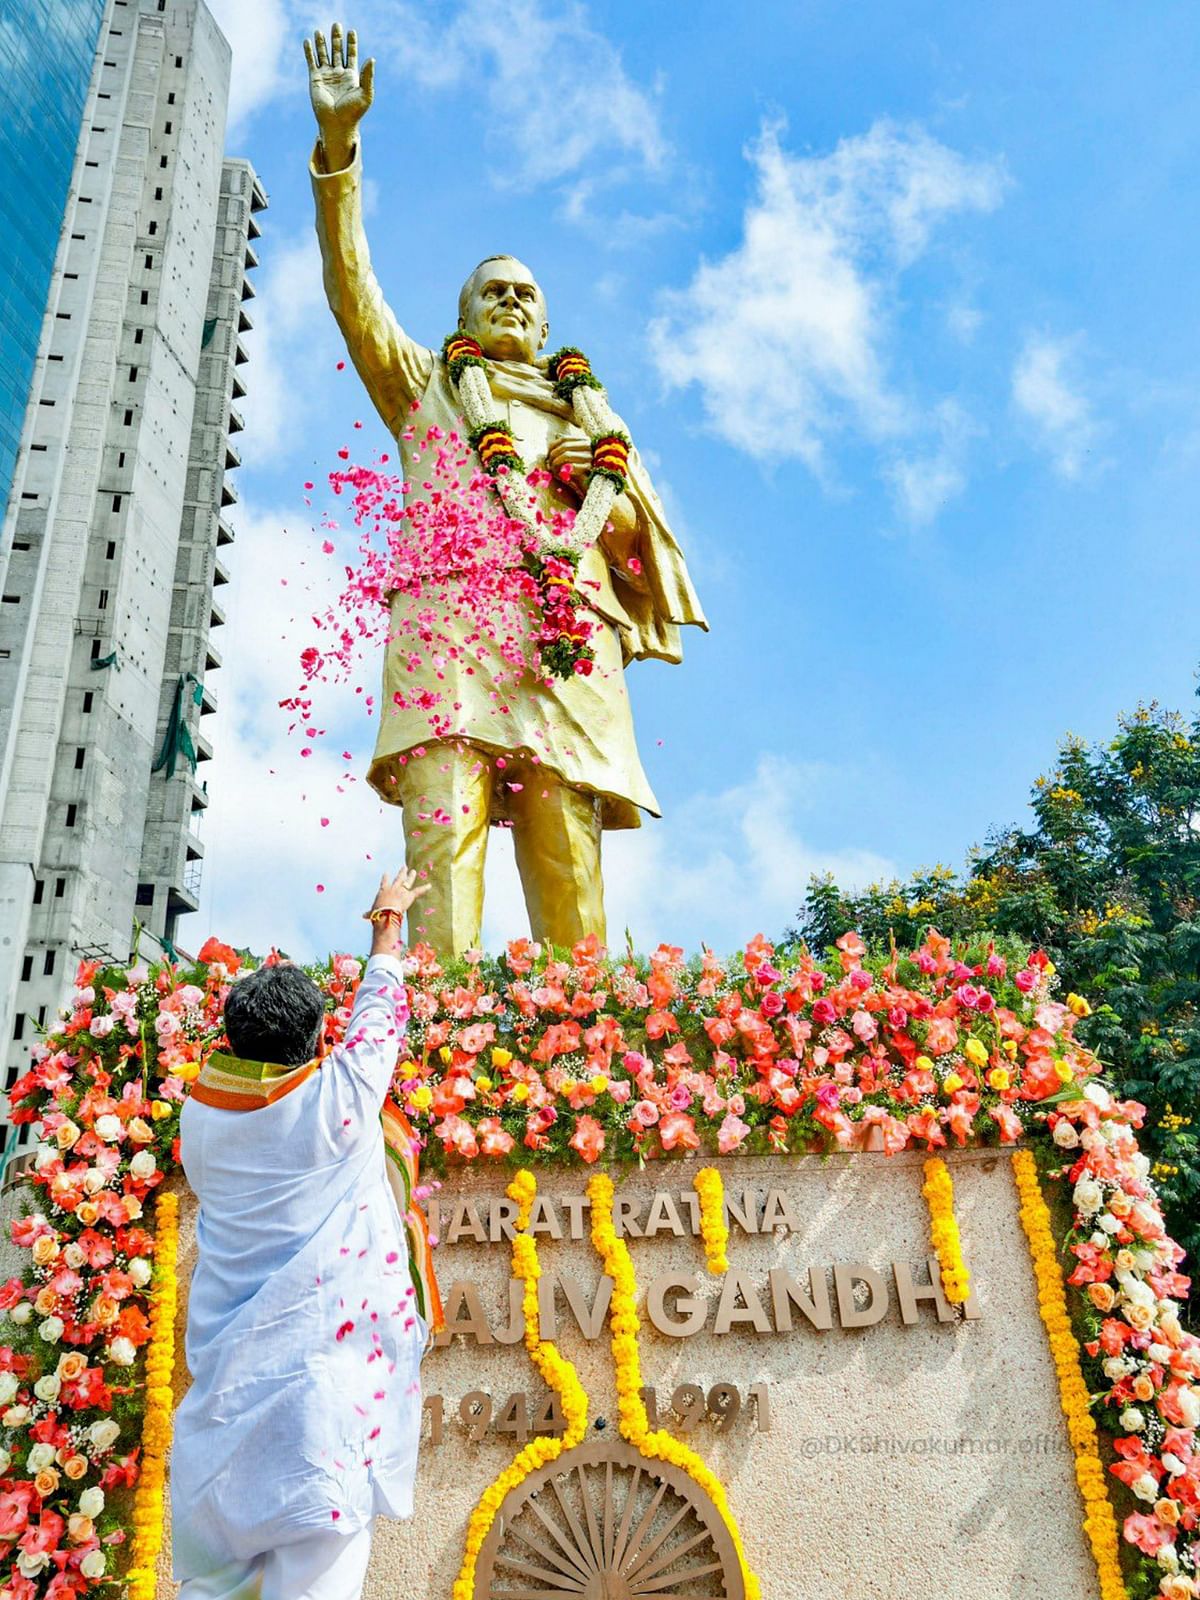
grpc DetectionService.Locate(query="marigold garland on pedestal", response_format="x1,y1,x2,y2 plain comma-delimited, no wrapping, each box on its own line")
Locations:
921,1157,970,1304
692,1167,729,1275
1012,1150,1128,1600
587,1172,761,1600
450,1170,587,1600
123,1190,178,1600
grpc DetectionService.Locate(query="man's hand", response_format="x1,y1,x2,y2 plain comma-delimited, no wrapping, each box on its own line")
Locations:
304,24,374,173
366,866,429,955
546,436,593,497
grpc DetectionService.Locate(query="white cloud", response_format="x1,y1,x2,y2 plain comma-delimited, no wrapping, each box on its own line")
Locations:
474,753,896,958
236,228,337,460
207,0,292,137
1011,334,1102,479
885,399,977,526
210,0,665,202
648,119,1006,489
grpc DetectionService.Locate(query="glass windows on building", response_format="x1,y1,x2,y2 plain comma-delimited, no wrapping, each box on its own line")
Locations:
0,0,106,510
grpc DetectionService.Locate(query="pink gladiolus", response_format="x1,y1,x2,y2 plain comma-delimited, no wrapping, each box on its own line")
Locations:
717,1112,750,1153
568,1115,605,1163
658,1111,700,1151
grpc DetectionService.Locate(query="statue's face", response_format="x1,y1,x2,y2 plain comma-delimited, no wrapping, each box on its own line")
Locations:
460,258,548,363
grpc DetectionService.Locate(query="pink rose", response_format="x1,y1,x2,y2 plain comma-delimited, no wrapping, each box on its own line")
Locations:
759,991,784,1018
1014,969,1036,993
630,1100,659,1128
812,999,836,1026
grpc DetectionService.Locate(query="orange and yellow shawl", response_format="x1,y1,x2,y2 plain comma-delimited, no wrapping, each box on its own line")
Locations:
193,1049,444,1335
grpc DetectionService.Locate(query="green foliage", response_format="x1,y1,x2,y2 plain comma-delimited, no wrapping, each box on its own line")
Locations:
789,694,1200,1271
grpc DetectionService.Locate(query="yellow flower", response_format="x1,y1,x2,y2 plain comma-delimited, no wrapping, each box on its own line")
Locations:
1054,1060,1074,1083
409,1084,433,1112
942,1071,964,1094
150,1100,172,1121
1002,1039,1018,1058
915,1054,934,1073
964,1038,989,1068
987,1067,1010,1091
589,1074,609,1094
474,1076,493,1093
491,1047,513,1068
1066,993,1091,1018
560,1077,577,1094
399,1059,417,1076
510,1081,530,1103
438,1044,453,1064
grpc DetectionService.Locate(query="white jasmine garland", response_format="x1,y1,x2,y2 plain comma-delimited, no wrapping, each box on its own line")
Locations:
78,1486,105,1518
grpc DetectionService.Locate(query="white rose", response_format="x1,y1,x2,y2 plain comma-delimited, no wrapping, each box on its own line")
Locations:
1080,1128,1106,1152
16,1549,49,1578
32,1374,60,1403
1149,1343,1173,1364
1090,1230,1109,1247
1098,1212,1122,1234
82,1167,105,1195
79,1549,106,1581
1052,1121,1080,1149
0,1372,19,1404
1120,1407,1145,1431
107,1336,136,1367
1,1405,29,1426
26,1443,55,1472
1072,1178,1103,1215
1083,1081,1112,1110
1176,1387,1200,1428
87,1419,119,1452
1156,1545,1179,1572
1118,1274,1155,1309
38,1316,64,1343
1162,1451,1186,1476
1103,1357,1132,1380
1131,1151,1151,1179
128,1258,152,1288
0,1448,9,1472
8,1302,31,1325
78,1486,105,1518
129,1149,157,1181
1132,1471,1159,1501
93,1115,122,1143
33,1144,57,1172
62,1243,85,1270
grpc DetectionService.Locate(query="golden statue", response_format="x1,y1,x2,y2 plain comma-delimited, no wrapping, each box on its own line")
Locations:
304,24,706,955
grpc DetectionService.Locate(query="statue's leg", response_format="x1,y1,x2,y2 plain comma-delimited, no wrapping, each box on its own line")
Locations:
393,742,491,954
507,770,606,949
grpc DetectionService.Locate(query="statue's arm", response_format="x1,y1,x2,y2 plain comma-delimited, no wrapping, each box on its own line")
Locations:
305,25,434,430
310,139,434,428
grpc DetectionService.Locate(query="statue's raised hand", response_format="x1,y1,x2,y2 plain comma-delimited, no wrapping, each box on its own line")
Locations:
304,24,374,170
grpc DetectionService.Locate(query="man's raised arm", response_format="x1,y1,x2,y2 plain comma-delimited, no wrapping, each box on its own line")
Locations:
304,24,433,432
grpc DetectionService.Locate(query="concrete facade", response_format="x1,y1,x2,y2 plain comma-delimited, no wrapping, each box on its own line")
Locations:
155,1150,1102,1600
0,0,265,1142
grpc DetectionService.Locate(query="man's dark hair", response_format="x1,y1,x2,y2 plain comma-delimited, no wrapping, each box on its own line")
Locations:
223,964,326,1066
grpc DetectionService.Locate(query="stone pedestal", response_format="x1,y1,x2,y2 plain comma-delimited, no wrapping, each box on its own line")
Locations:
157,1148,1098,1599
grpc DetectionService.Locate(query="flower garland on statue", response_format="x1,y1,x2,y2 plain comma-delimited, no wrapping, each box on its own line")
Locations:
450,1169,587,1600
692,1167,730,1275
441,334,632,680
1012,1150,1128,1600
921,1157,970,1305
124,1189,179,1600
587,1172,762,1600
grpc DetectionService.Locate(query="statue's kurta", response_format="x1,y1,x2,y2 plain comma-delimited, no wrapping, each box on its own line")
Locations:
310,150,707,835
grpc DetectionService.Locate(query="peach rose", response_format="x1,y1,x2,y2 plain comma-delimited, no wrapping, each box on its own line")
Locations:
30,1237,59,1267
1125,1302,1155,1332
33,1469,59,1497
33,1288,56,1316
90,1295,118,1328
126,1117,154,1145
1133,1374,1156,1402
56,1352,86,1382
1155,1498,1181,1527
75,1201,99,1227
67,1514,94,1544
1088,1282,1116,1312
61,1455,88,1481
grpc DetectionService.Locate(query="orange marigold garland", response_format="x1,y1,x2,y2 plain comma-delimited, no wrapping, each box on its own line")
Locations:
587,1172,761,1600
1012,1150,1128,1600
450,1170,587,1600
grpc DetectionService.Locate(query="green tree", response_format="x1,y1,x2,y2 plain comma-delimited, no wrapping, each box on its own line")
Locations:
790,695,1200,1267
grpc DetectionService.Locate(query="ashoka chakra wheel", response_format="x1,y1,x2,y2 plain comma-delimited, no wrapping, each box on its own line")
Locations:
474,1437,746,1600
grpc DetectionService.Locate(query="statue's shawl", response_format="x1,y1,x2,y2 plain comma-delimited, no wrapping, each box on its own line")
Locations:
486,359,709,666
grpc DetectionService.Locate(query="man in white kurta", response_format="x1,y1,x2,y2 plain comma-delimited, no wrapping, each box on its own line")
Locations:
171,950,423,1599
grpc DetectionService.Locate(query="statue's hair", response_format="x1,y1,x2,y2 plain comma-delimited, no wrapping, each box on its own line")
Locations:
223,962,326,1067
458,255,545,323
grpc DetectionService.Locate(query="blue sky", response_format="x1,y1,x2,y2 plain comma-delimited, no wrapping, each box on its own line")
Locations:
196,0,1200,962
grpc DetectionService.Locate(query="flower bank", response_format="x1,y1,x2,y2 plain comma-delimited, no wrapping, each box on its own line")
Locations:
0,930,1196,1600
